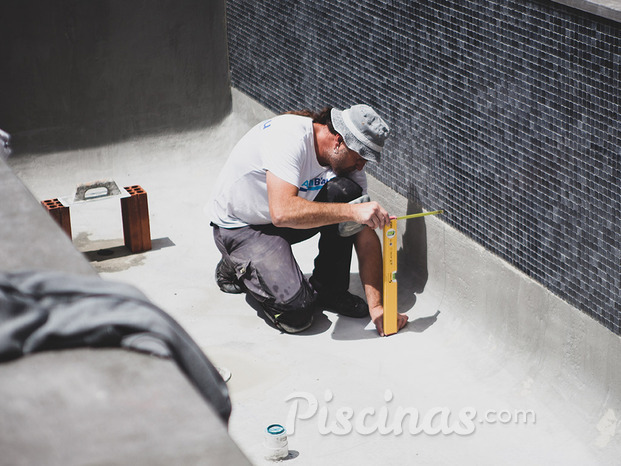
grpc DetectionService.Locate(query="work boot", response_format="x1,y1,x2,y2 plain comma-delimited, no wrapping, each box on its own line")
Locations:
261,305,314,334
316,291,369,318
215,259,243,294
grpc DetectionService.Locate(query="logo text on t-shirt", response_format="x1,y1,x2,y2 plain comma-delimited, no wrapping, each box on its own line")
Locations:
300,177,328,192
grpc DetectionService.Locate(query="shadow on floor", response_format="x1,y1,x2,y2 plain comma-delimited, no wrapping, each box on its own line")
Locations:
244,290,441,340
82,237,175,262
244,295,333,336
330,310,441,341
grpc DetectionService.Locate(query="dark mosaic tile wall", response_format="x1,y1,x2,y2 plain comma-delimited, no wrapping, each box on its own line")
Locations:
226,0,621,334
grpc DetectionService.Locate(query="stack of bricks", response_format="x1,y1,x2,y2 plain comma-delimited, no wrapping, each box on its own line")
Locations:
41,185,152,254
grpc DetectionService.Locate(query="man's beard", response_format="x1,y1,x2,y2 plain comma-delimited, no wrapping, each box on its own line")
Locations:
330,146,356,176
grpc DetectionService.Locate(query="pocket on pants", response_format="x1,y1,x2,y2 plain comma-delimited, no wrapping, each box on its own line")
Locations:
238,260,273,303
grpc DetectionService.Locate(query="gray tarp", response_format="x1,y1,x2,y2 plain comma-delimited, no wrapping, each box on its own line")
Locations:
0,270,231,423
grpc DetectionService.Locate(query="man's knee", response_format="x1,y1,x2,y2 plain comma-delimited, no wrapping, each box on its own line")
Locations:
264,279,315,314
261,281,316,331
314,177,362,204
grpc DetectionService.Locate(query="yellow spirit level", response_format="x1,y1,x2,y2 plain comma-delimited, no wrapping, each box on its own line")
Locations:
382,219,398,335
382,210,443,335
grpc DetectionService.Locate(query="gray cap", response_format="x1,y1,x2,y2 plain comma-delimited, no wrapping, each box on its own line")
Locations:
331,104,390,163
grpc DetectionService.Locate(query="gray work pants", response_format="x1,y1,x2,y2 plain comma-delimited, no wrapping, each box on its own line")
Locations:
212,177,362,321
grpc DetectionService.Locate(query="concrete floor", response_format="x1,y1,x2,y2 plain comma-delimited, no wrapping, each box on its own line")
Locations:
9,90,620,465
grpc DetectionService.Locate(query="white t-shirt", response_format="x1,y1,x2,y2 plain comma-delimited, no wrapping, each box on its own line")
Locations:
209,114,367,228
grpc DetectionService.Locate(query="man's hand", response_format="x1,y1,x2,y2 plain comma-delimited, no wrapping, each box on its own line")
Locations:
351,201,391,230
355,228,408,336
370,305,409,336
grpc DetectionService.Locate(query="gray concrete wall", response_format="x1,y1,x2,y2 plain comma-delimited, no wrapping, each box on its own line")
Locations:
0,0,231,153
0,349,252,465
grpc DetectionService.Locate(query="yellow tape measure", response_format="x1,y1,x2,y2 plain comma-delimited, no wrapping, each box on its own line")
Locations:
382,210,444,335
393,210,444,221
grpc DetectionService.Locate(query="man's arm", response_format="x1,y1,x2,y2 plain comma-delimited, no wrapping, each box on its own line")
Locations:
268,171,407,335
267,171,389,229
354,227,409,336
